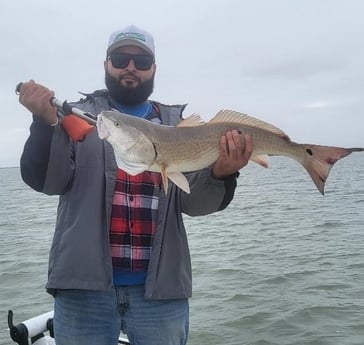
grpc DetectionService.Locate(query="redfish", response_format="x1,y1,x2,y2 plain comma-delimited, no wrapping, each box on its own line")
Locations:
97,109,364,194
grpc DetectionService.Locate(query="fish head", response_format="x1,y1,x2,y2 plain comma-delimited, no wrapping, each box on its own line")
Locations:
97,111,157,174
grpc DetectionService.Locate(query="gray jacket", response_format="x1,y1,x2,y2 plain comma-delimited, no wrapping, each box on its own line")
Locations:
20,90,238,300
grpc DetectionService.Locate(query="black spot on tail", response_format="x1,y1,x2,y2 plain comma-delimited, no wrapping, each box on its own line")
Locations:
306,148,313,156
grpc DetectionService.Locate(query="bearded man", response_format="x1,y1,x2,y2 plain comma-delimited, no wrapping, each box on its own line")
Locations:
18,25,252,345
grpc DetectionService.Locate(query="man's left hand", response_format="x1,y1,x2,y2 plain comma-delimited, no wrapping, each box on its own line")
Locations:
212,130,252,179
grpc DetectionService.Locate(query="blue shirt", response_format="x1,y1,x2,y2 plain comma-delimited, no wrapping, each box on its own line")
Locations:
109,99,153,119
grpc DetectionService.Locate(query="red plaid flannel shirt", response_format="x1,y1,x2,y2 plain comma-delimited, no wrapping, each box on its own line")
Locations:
110,168,161,272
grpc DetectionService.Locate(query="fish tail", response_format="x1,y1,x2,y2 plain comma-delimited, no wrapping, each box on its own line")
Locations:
300,145,363,195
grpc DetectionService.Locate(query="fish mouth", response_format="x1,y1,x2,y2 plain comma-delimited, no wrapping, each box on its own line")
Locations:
96,116,110,140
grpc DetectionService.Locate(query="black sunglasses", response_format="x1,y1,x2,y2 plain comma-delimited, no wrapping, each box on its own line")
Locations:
108,53,154,71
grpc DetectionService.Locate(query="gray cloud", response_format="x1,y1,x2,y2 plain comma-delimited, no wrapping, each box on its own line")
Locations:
1,0,363,167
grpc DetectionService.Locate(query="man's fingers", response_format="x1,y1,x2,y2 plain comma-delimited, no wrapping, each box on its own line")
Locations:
243,134,253,159
220,131,253,161
219,134,228,157
227,132,236,157
226,130,247,159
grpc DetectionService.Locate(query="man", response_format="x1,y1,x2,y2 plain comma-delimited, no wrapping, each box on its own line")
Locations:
18,25,252,345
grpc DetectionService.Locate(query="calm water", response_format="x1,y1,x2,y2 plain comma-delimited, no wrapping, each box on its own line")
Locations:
1,155,363,345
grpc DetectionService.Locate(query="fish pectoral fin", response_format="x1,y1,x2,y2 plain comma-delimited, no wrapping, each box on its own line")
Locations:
160,165,169,194
167,172,191,194
250,155,269,168
177,114,205,127
160,165,190,194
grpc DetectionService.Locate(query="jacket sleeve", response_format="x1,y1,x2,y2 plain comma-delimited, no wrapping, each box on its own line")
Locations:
180,167,238,216
20,115,75,195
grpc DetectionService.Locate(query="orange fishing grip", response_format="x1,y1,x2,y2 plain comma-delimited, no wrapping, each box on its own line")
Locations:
61,115,95,141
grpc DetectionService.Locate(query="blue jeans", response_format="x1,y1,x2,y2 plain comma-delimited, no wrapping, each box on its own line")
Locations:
53,286,189,345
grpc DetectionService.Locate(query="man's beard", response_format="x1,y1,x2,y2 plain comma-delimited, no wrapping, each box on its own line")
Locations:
105,71,155,105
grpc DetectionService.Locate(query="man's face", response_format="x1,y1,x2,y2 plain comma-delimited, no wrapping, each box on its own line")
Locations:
104,45,156,105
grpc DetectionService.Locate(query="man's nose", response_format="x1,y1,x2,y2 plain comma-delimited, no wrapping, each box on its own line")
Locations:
125,59,136,71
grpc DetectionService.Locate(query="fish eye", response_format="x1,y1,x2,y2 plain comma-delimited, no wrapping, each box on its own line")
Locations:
114,122,120,128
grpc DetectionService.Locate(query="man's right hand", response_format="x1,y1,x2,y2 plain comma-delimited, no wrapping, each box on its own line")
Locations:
18,80,58,125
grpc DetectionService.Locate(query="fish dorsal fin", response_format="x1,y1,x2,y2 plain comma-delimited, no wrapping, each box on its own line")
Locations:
177,114,205,127
209,110,289,139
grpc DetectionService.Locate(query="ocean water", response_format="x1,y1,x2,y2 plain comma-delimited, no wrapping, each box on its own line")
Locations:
1,154,363,345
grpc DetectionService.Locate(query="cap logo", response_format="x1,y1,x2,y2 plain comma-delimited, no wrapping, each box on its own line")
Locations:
113,32,146,43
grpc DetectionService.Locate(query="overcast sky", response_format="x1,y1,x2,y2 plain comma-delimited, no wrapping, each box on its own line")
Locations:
1,0,363,167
